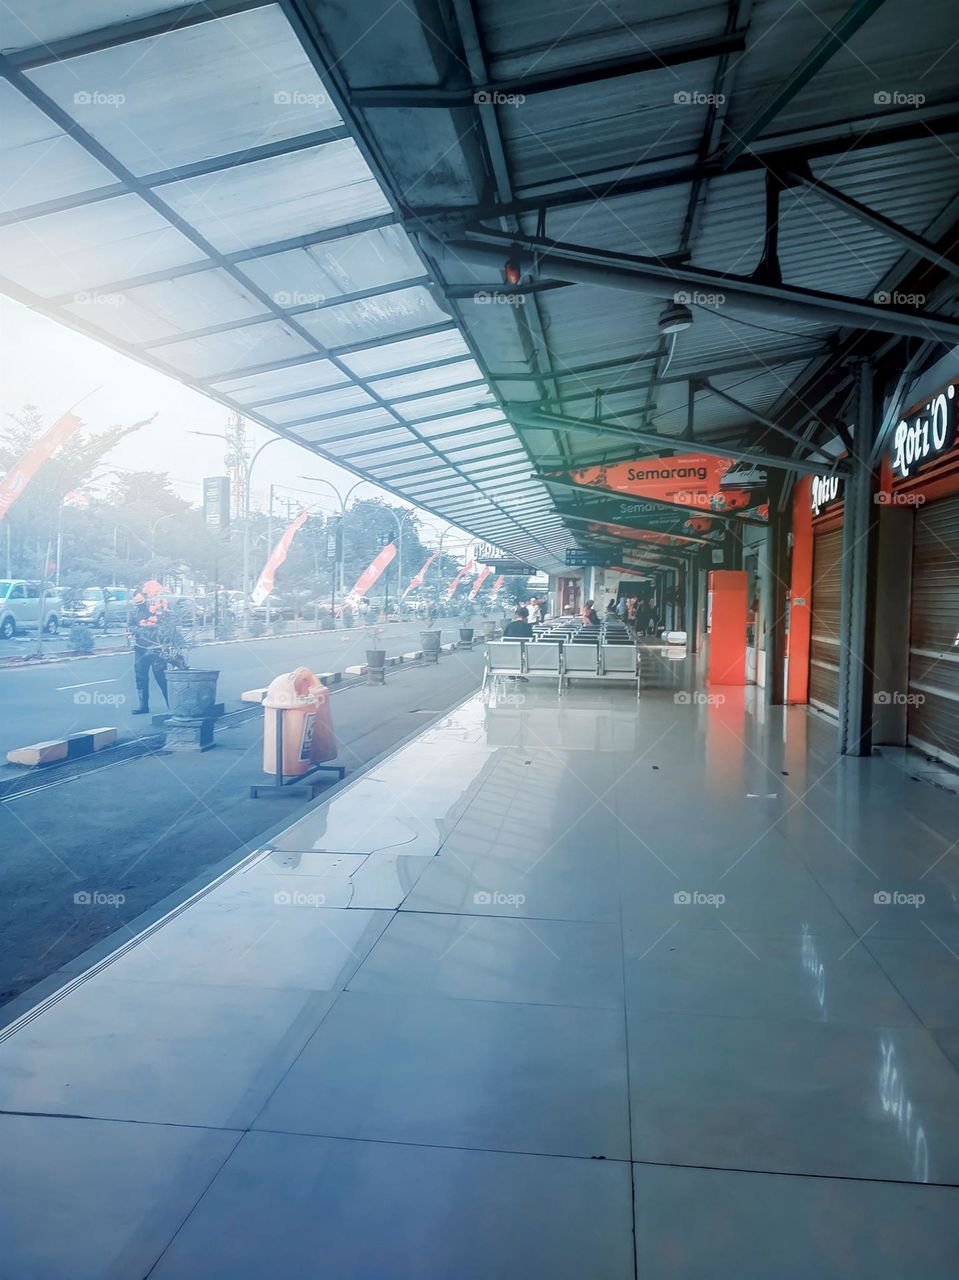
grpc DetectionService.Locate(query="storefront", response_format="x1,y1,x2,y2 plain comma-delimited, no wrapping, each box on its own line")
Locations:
881,372,959,766
787,471,845,713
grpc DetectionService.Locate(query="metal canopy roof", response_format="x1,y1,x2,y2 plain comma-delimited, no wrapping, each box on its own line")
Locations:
2,0,958,571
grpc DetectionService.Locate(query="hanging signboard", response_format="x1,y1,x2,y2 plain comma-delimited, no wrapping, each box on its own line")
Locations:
561,454,768,520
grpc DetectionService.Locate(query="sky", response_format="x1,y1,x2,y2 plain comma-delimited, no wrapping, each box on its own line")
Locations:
0,294,473,550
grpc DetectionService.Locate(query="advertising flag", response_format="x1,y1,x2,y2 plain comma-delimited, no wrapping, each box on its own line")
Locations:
401,551,438,599
469,565,493,599
0,412,83,520
445,558,474,599
489,574,505,601
348,541,396,601
251,508,309,606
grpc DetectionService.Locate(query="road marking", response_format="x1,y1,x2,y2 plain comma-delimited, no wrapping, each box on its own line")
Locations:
55,678,118,691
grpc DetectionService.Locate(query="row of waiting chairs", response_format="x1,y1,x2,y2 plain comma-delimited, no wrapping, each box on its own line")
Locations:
482,636,640,695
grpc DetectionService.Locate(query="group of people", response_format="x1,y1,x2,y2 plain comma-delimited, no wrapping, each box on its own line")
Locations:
577,594,662,635
503,598,545,639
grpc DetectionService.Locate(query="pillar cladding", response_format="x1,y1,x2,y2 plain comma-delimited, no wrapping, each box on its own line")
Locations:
837,362,880,756
764,472,789,706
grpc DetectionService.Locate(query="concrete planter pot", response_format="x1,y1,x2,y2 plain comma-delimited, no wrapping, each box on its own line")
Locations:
366,649,386,685
166,668,219,719
458,627,475,649
420,630,441,663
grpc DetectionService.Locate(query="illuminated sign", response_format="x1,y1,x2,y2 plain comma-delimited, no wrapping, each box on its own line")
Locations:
561,454,767,520
810,473,842,517
891,382,957,479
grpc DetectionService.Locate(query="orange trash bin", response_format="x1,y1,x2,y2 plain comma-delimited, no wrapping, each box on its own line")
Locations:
262,667,337,776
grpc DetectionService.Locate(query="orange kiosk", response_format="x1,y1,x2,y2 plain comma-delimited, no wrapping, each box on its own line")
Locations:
706,570,748,685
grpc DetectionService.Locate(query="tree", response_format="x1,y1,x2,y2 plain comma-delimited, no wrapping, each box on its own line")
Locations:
0,404,145,579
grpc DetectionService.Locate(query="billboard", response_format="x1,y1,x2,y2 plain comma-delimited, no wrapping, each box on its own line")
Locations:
562,455,768,521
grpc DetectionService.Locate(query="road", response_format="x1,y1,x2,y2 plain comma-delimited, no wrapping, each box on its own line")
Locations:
0,638,487,1014
0,619,485,759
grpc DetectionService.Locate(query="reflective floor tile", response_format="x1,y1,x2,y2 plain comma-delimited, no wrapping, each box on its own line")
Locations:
624,923,917,1026
104,903,390,990
0,978,333,1127
0,1114,237,1280
204,850,434,910
633,1164,959,1279
627,1010,959,1182
348,912,624,1009
271,772,473,855
401,846,621,921
150,1131,635,1279
254,990,629,1158
866,936,959,1028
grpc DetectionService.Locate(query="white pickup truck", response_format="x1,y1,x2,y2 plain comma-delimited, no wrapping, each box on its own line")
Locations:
0,580,61,638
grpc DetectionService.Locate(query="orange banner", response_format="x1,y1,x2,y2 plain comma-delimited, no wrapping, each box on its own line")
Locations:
0,412,82,520
401,550,438,598
446,558,474,599
349,541,397,600
251,509,309,605
566,455,767,519
469,565,493,599
490,574,505,600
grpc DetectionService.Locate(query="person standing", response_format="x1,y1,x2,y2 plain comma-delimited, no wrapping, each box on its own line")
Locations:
503,606,534,639
129,588,169,715
616,596,628,620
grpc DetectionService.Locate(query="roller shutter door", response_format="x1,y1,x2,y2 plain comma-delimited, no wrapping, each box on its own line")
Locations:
809,527,843,715
908,493,959,765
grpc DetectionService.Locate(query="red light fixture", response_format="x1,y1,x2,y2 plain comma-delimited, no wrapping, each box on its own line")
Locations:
504,259,522,286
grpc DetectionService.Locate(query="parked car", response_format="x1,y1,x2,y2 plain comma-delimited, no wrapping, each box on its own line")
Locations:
249,595,295,621
0,580,61,638
61,586,131,629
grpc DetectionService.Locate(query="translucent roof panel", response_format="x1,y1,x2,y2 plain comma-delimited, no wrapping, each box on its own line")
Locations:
371,360,484,401
26,7,341,176
399,385,497,421
340,328,469,377
0,2,184,53
0,193,205,295
297,287,450,350
0,83,117,212
62,268,265,344
210,359,347,405
155,320,315,379
259,385,375,424
293,408,396,443
415,409,507,439
237,225,424,309
160,140,391,254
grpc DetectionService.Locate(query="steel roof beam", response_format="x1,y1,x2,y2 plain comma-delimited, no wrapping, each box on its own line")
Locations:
787,168,959,281
350,32,747,107
697,380,838,463
411,105,959,224
513,405,845,477
719,0,890,169
5,0,270,69
444,230,959,344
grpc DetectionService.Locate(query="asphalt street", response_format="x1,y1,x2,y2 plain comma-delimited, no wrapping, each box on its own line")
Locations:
0,638,487,1014
0,619,480,759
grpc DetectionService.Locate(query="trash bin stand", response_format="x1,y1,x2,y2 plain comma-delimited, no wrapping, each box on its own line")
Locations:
250,705,346,799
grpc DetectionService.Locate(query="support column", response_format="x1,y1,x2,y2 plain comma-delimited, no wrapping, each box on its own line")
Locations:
764,475,790,705
837,362,880,755
685,557,699,651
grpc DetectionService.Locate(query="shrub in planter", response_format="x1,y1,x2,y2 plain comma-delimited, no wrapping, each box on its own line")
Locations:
341,605,355,629
248,618,265,638
317,606,335,631
69,624,95,654
272,617,288,634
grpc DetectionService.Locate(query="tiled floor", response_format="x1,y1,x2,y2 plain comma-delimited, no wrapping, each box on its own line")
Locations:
1,653,958,1277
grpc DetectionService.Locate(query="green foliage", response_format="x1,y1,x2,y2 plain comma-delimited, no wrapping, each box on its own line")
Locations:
68,624,94,654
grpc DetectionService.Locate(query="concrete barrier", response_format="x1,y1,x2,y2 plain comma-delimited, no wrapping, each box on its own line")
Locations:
402,650,423,661
8,726,117,767
241,687,269,703
345,664,367,676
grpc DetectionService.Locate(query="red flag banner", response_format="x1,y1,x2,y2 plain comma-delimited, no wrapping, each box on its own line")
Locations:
348,541,397,601
402,551,438,599
251,509,309,606
490,574,505,600
469,565,493,600
445,558,474,600
0,412,83,520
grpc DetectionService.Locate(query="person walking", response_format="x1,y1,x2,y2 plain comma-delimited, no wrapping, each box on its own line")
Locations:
581,599,600,625
129,587,169,715
616,595,628,620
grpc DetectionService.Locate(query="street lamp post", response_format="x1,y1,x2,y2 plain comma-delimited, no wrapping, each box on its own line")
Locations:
298,475,366,613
